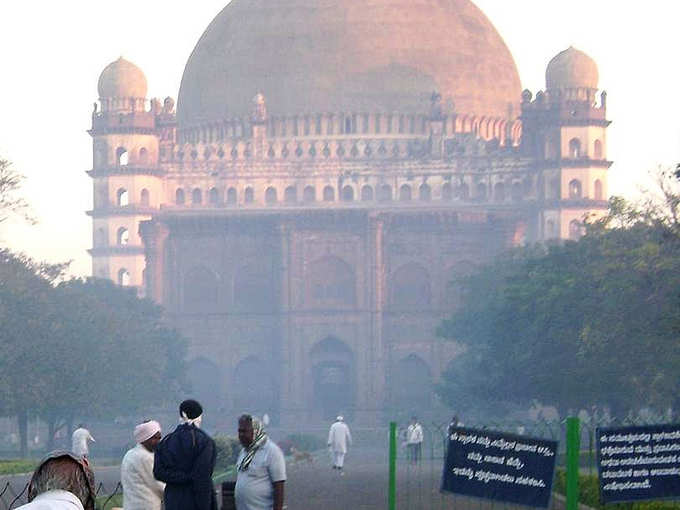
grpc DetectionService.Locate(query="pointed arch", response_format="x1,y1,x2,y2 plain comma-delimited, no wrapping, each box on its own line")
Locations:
390,262,431,310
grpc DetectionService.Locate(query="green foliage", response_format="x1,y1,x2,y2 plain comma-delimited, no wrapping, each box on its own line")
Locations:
0,459,37,475
0,158,34,224
214,435,241,470
437,183,680,416
554,470,680,510
0,250,188,455
96,493,123,510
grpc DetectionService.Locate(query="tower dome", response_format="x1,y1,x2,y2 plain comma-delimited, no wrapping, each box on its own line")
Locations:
177,0,522,127
98,57,148,99
546,47,599,91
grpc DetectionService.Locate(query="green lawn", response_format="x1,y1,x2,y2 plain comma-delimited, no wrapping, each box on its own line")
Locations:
96,493,122,510
0,459,37,475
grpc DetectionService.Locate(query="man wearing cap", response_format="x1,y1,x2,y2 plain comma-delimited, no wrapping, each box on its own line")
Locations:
327,416,352,475
17,451,96,510
154,399,217,510
121,420,165,510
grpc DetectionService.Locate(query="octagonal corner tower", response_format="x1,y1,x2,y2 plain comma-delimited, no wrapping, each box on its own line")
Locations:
177,0,522,128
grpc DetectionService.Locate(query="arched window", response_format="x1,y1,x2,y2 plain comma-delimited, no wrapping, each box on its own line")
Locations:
233,357,275,417
419,183,431,201
569,138,582,158
209,187,219,205
303,185,316,202
390,263,431,310
117,227,129,246
227,187,237,204
284,186,297,203
140,188,150,206
244,187,254,203
361,185,374,201
569,220,583,240
176,188,185,205
441,183,452,201
188,358,222,411
341,185,354,202
308,256,356,306
399,184,412,201
549,179,560,200
594,140,603,160
378,184,392,202
311,337,355,420
547,219,556,238
476,182,487,201
116,188,129,207
184,266,218,312
116,147,128,166
594,179,603,200
139,147,149,165
117,269,131,286
265,187,278,204
569,179,582,199
494,182,505,202
391,355,432,414
192,188,202,205
323,186,335,202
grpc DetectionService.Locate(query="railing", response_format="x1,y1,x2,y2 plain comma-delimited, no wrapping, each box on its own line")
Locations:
0,481,122,510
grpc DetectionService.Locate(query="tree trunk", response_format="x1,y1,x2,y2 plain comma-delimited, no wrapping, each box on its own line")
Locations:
18,409,28,458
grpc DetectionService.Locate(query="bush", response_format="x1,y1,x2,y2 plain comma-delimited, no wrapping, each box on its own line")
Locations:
554,470,680,510
284,433,325,453
214,435,241,471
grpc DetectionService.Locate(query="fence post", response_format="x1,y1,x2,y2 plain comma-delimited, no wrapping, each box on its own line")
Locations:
566,417,580,510
389,421,397,510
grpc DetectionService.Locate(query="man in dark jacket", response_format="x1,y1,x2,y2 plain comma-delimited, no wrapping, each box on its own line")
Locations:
154,399,217,510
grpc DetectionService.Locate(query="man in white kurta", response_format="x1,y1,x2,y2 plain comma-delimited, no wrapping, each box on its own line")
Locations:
121,421,165,510
327,416,352,474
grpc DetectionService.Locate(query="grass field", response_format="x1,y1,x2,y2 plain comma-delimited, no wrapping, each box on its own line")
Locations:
0,459,37,475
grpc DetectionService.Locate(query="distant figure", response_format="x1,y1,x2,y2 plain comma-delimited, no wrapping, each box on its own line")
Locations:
71,425,95,460
327,416,352,475
235,414,286,510
18,450,96,510
447,415,460,436
154,400,217,510
121,420,165,510
406,417,424,465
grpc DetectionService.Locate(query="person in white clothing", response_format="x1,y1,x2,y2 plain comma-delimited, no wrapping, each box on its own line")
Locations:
121,420,165,510
406,417,424,465
327,416,352,474
71,425,95,459
17,450,96,510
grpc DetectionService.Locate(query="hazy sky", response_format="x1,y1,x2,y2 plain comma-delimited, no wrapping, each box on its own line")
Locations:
0,1,677,276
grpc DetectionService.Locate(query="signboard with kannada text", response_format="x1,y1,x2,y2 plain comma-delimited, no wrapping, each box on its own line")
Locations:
442,427,557,508
597,424,680,504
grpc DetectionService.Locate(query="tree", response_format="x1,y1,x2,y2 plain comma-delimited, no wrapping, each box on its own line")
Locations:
437,171,680,419
0,158,34,224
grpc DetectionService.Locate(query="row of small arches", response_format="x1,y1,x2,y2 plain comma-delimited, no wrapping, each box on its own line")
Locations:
113,147,149,167
174,181,531,207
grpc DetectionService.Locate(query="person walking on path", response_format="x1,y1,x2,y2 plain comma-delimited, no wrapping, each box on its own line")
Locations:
71,425,95,460
235,414,286,510
121,420,165,510
406,417,424,465
327,416,352,475
154,399,217,510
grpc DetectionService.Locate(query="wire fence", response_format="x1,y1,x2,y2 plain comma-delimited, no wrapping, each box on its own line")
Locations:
0,480,122,510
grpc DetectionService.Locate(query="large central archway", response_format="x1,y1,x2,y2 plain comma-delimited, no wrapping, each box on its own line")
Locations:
310,337,355,421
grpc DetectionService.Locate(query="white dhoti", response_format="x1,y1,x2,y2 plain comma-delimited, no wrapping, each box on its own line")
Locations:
332,451,346,468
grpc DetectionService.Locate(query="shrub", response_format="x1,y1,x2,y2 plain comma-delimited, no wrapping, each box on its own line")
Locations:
285,433,325,453
214,435,241,471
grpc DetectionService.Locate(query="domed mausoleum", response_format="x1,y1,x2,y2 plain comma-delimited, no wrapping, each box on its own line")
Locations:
88,0,610,426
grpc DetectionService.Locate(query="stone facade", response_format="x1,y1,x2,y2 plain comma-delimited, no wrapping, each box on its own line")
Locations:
89,3,610,426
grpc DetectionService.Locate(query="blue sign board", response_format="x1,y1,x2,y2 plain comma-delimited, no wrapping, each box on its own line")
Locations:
597,424,680,504
442,427,558,508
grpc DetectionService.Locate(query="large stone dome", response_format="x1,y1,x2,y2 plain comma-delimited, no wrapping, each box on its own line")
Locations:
178,0,522,127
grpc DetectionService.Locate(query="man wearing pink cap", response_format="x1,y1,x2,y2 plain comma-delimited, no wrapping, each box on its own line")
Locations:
121,420,165,510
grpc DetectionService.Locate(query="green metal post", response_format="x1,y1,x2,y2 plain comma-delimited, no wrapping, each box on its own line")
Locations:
389,421,397,510
566,417,580,510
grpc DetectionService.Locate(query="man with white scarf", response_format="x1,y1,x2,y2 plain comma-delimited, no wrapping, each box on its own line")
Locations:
154,399,218,510
121,420,165,510
235,414,286,510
